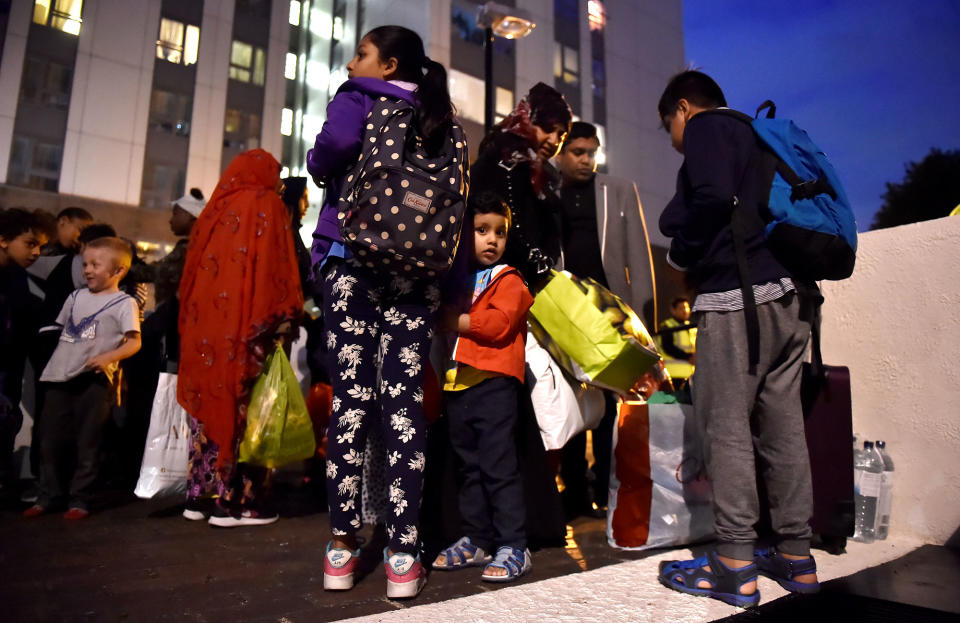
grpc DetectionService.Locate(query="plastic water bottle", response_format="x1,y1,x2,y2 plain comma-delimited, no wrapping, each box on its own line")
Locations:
853,440,883,543
875,440,894,540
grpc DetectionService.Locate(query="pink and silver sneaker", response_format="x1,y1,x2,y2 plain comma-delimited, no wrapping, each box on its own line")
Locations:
324,541,360,590
384,547,427,599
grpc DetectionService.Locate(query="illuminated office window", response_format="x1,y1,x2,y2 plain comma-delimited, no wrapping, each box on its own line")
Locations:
33,0,83,35
281,108,293,136
554,44,579,85
230,41,266,86
289,0,301,26
285,53,297,80
157,19,200,66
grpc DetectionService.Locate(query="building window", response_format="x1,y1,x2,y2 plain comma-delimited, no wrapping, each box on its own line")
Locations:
281,108,293,136
157,18,200,66
224,108,261,148
141,163,186,210
230,41,266,86
554,44,579,85
285,52,297,80
148,90,192,136
32,0,83,35
8,135,63,191
448,69,513,125
289,0,301,26
19,57,73,109
587,0,606,31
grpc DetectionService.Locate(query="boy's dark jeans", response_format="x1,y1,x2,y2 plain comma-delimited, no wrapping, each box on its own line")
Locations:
445,376,526,551
37,372,111,510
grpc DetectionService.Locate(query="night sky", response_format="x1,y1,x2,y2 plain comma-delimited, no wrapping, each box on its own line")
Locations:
683,0,960,230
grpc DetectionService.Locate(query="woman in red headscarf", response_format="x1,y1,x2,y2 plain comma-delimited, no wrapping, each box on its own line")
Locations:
177,149,304,526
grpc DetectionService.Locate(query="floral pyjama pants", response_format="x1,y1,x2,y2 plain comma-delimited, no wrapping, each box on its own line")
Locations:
321,259,439,553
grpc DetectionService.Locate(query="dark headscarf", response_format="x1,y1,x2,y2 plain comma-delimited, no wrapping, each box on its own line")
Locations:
478,82,572,199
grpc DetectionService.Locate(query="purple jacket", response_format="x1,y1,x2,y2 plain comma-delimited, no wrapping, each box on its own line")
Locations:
306,78,418,268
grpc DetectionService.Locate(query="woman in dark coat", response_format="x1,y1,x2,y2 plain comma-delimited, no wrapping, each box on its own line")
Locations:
469,82,572,289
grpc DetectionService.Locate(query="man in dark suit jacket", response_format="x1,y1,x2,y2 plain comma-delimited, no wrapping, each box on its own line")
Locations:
655,71,820,607
555,121,658,519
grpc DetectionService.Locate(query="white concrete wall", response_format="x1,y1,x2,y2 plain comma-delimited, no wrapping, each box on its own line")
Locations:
185,0,234,196
0,0,31,184
261,0,291,160
59,0,161,205
819,215,960,544
604,0,684,248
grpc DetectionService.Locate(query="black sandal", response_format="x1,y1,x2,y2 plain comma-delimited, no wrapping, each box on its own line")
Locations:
658,550,760,608
755,547,820,593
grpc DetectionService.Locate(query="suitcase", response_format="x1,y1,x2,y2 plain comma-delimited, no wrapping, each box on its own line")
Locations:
801,363,855,553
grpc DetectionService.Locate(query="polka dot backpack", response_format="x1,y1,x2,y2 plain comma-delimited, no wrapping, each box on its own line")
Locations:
336,97,469,279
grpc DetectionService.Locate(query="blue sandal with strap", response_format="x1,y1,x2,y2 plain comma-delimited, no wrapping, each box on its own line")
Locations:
481,546,532,583
658,550,760,609
754,547,820,593
432,536,492,571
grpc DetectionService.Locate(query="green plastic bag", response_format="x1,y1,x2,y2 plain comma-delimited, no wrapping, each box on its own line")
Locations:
528,270,660,395
238,344,316,468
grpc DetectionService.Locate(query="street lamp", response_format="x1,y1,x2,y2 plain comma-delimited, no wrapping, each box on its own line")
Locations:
476,1,536,134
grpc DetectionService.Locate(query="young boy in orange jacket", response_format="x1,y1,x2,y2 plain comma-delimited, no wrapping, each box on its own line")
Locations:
433,191,534,583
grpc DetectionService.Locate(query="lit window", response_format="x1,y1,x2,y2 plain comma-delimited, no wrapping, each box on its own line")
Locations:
495,87,514,120
554,44,579,85
587,0,606,31
289,0,301,26
285,53,297,80
33,0,83,36
594,124,607,166
447,69,485,125
253,48,266,85
230,41,266,86
281,108,293,136
184,25,200,65
333,16,344,41
157,18,199,66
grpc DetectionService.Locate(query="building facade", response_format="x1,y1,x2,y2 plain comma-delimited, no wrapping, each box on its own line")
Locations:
0,0,683,250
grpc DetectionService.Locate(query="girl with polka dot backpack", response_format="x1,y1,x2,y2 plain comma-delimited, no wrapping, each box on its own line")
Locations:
306,25,466,599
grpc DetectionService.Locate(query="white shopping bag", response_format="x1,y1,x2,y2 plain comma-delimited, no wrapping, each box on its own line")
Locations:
526,332,605,451
607,401,714,549
134,373,190,499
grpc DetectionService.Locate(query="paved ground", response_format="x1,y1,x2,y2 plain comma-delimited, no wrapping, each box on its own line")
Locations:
0,480,649,623
2,479,956,623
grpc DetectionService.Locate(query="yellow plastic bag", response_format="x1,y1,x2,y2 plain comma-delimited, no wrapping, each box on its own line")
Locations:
238,345,316,468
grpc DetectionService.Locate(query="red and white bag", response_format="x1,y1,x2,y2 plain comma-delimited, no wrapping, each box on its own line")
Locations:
607,400,714,549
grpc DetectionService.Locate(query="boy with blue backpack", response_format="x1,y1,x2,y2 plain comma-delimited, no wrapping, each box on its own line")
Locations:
654,71,847,607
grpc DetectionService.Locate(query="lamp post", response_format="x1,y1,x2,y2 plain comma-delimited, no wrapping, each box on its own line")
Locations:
476,1,537,135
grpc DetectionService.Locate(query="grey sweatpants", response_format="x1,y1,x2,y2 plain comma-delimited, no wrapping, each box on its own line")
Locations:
691,292,813,560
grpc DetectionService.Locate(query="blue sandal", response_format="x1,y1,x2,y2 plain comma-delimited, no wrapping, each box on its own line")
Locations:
658,550,760,608
432,536,492,570
754,547,820,593
481,546,532,583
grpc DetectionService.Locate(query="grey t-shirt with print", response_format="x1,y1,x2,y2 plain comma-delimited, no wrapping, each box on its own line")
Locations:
40,288,140,383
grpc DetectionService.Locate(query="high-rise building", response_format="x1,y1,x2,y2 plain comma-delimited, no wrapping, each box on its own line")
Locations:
0,0,683,251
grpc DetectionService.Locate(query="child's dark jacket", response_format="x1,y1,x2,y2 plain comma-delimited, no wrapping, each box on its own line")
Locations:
659,110,792,294
451,265,533,383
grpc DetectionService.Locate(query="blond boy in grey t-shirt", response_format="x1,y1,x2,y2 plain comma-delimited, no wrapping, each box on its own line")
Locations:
25,237,142,519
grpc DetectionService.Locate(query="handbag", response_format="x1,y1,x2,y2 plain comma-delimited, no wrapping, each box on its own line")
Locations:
528,270,660,395
526,334,605,451
134,372,190,498
607,400,714,549
238,345,316,468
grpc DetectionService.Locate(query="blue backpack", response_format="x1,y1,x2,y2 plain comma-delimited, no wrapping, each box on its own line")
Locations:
739,101,858,281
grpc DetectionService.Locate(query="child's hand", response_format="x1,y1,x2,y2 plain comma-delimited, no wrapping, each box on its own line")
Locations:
84,354,115,374
437,306,460,332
